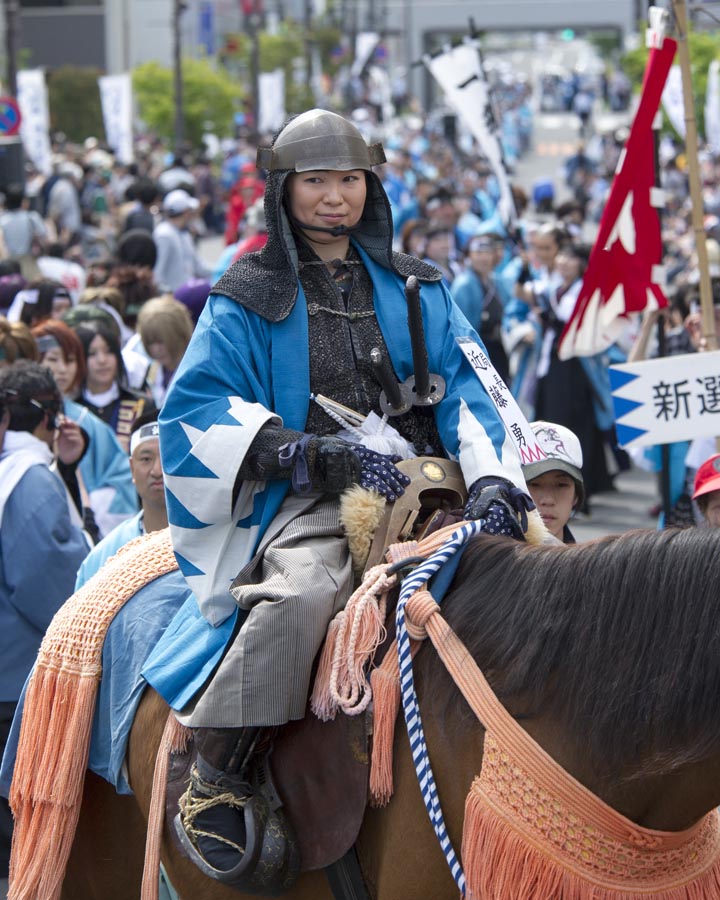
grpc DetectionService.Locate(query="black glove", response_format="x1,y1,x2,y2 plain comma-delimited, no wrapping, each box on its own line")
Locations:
278,435,410,501
464,476,536,539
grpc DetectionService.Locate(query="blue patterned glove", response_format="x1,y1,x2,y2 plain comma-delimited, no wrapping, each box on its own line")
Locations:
464,476,535,540
348,444,411,502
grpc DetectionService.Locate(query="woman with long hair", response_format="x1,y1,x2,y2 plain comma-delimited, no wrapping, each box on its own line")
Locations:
73,317,156,452
31,319,138,537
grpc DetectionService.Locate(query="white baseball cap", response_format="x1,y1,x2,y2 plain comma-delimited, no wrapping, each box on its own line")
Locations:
162,189,199,216
522,421,584,490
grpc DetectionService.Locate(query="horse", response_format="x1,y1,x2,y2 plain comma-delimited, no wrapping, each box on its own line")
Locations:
14,526,720,899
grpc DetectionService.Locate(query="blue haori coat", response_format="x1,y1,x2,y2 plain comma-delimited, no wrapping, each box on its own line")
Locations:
144,243,527,715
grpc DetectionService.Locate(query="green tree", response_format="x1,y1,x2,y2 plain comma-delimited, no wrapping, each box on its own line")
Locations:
219,21,342,116
45,66,105,142
621,29,720,139
133,57,242,148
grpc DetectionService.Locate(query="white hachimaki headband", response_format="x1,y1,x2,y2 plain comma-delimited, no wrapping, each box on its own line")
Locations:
130,421,160,455
6,289,39,323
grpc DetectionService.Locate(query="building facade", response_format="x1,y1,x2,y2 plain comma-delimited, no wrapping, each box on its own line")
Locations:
4,0,637,96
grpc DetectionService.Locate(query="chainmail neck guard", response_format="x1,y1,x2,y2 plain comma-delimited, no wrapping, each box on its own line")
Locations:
213,168,442,323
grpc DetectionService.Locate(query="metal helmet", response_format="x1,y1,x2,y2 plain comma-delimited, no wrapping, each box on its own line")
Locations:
256,109,386,173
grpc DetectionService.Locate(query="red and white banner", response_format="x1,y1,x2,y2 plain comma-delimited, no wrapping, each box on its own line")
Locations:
558,35,676,360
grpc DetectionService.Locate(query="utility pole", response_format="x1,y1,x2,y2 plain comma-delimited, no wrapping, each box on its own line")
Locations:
241,0,263,139
304,0,313,92
4,0,19,96
672,0,716,350
172,0,187,156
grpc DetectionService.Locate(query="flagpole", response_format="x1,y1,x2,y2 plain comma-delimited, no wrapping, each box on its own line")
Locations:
672,0,716,350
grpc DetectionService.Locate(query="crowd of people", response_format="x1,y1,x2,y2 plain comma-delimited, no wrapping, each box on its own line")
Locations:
2,69,720,889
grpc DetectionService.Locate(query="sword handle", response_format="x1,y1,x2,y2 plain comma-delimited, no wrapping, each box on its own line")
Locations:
405,275,430,400
371,348,412,415
370,348,402,409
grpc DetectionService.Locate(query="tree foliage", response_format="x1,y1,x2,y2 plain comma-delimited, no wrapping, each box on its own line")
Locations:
219,20,343,115
46,66,105,142
132,58,242,148
621,29,720,138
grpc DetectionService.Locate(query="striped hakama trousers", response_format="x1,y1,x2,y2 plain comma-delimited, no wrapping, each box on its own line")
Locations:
176,496,353,729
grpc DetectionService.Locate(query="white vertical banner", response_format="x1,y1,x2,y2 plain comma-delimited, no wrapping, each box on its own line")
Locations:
662,65,685,138
258,69,285,135
352,31,379,77
424,41,515,226
17,69,53,176
705,60,720,155
98,73,134,165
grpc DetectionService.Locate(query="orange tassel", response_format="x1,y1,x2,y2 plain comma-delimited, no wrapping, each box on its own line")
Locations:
350,596,386,685
310,612,343,721
461,781,720,900
9,673,99,900
142,712,189,900
368,651,400,807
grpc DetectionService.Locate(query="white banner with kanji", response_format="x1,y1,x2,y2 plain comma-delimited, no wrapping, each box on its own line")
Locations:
17,69,52,176
258,69,285,134
610,350,720,447
98,73,134,164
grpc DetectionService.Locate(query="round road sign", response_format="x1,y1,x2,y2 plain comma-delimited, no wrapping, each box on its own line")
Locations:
0,97,22,137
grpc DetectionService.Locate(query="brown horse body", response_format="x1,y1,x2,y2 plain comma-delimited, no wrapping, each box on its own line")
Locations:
53,528,720,899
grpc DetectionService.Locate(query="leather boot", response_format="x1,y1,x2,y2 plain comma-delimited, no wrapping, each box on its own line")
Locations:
176,727,260,877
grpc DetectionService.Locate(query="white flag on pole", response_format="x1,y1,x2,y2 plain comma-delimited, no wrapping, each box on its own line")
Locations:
258,70,286,135
705,60,720,154
662,64,685,138
423,40,515,227
98,73,134,164
17,69,52,176
352,32,379,77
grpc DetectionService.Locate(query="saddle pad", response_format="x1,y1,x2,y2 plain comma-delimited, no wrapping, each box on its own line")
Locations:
272,707,369,870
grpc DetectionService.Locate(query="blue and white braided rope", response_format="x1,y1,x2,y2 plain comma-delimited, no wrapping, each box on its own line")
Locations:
395,518,486,897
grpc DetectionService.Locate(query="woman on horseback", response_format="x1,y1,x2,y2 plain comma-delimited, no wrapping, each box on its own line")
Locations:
146,109,535,890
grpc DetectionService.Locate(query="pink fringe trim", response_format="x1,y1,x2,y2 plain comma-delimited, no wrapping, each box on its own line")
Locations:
461,786,720,900
9,672,99,900
368,654,401,807
141,713,192,900
311,613,343,721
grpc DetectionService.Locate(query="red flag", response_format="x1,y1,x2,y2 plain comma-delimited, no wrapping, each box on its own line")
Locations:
558,36,677,360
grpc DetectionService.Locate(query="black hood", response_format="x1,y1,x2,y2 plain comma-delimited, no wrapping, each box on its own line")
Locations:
214,167,441,323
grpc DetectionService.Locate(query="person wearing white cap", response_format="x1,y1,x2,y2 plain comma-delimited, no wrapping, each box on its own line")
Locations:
522,420,585,543
74,414,167,588
153,190,211,292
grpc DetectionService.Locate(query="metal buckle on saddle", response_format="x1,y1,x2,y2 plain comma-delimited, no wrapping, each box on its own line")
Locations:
363,457,467,575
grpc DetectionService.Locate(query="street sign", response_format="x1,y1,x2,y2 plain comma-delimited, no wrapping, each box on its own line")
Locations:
0,96,21,137
610,350,720,447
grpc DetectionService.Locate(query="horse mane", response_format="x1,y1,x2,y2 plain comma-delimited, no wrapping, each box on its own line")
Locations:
425,528,720,781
